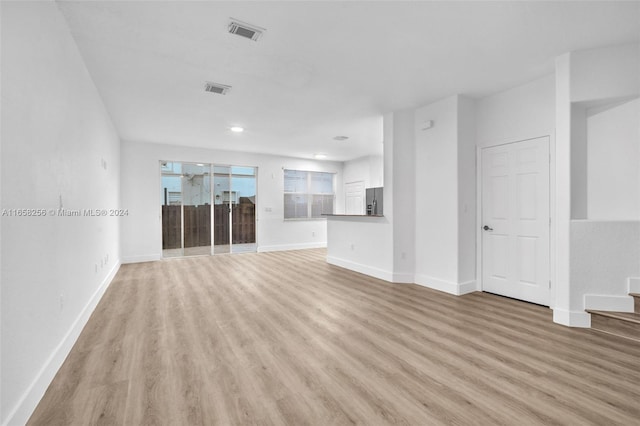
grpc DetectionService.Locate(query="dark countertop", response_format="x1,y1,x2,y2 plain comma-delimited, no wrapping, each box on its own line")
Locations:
323,214,385,218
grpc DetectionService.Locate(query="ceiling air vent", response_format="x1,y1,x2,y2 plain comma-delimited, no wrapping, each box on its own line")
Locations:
228,18,265,41
204,81,231,95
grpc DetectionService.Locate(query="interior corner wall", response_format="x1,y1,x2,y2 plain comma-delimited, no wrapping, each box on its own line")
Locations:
1,2,121,425
391,109,415,281
457,96,477,285
570,105,588,219
120,141,342,262
587,98,640,220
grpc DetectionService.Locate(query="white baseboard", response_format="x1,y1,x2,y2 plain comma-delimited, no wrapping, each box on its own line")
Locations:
629,277,640,293
584,294,634,312
392,272,415,284
326,255,394,282
258,242,326,253
3,261,121,426
414,275,477,296
121,254,161,264
552,308,591,328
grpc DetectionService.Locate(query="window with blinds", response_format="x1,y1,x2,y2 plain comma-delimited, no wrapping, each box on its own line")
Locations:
284,170,335,219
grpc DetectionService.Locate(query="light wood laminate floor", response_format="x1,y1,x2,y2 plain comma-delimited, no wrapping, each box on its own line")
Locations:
29,249,640,425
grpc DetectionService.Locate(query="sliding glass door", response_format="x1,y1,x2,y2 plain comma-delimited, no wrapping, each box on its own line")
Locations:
213,166,257,254
213,166,231,254
182,163,212,256
161,161,256,257
230,166,256,253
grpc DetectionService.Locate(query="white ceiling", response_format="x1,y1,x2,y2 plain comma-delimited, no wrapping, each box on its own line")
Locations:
57,1,640,162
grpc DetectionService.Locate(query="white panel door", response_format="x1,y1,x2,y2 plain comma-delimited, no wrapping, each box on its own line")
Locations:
481,137,550,305
345,181,365,215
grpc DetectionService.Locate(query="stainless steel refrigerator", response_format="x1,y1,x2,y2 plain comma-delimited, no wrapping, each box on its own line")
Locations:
365,187,383,215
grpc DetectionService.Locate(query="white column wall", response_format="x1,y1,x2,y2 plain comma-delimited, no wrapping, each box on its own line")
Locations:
414,97,459,288
391,109,416,282
457,97,477,286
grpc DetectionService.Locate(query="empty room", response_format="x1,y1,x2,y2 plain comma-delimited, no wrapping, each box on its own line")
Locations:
2,1,640,425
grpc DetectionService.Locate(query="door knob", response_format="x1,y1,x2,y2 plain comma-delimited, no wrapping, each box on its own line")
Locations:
483,225,493,231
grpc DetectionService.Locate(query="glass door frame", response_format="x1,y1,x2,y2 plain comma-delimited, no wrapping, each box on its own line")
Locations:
160,160,258,258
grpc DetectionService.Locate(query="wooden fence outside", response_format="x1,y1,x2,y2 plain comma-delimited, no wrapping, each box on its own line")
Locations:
162,204,256,249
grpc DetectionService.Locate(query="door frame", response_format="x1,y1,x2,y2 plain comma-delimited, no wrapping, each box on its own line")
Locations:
476,134,556,309
160,161,259,257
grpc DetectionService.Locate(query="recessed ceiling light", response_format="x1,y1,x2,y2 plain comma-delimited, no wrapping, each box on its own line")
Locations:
314,153,327,160
230,126,244,133
333,136,349,141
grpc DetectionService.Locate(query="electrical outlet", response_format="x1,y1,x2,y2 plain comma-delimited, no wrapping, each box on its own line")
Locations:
59,294,64,311
312,231,316,237
95,264,98,273
350,243,355,251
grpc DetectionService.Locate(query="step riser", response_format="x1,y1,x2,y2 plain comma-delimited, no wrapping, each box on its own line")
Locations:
591,314,640,343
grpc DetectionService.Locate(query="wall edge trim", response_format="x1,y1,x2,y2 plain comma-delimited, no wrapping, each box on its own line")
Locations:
326,256,394,282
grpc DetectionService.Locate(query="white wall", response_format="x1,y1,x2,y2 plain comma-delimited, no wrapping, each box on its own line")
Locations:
457,97,477,285
587,98,640,220
555,43,640,326
342,154,384,190
571,221,639,313
343,156,371,190
120,141,342,262
570,104,588,219
414,96,467,292
1,3,121,425
391,109,415,281
476,74,555,147
369,155,384,188
570,43,640,103
326,216,394,280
